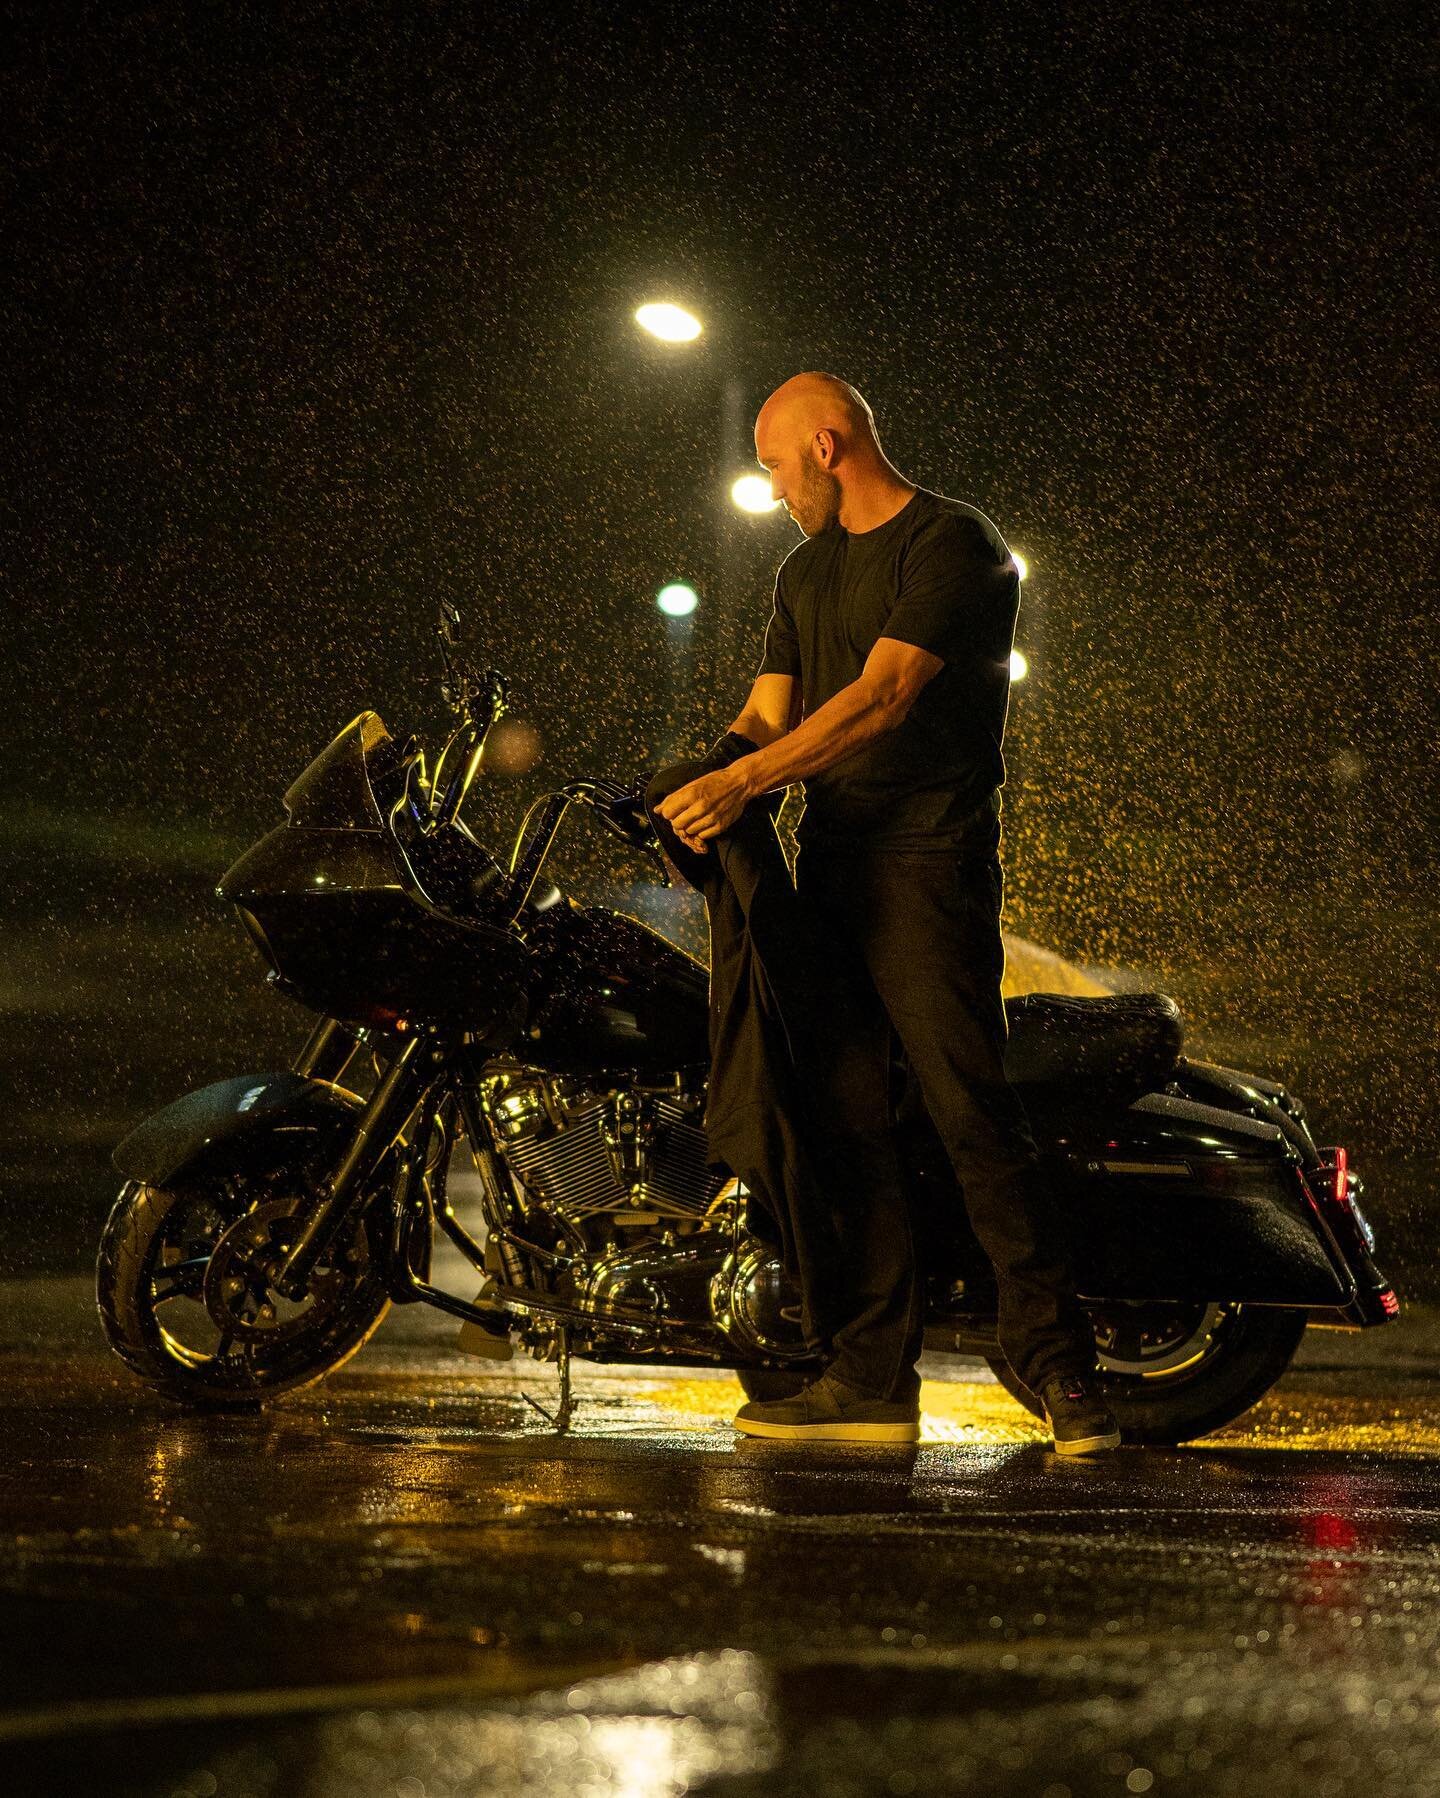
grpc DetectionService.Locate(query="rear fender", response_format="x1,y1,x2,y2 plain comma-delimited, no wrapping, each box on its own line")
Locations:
113,1073,364,1187
1054,1091,1354,1307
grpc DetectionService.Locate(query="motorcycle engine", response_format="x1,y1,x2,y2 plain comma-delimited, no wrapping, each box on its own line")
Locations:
482,1068,730,1232
480,1068,809,1361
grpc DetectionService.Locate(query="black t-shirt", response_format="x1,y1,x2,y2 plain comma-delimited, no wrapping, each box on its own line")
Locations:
757,487,1021,851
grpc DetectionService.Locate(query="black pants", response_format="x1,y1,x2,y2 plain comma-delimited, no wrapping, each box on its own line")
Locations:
795,842,1097,1402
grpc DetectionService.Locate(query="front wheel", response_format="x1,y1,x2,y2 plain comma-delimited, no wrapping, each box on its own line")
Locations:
97,1162,392,1410
986,1301,1308,1446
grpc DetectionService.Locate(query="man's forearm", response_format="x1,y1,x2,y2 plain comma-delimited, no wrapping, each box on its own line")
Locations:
734,677,907,797
725,706,788,750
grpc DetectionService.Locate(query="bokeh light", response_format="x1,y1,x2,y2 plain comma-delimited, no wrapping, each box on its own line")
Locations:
730,475,781,514
481,717,542,775
635,303,702,343
656,582,699,617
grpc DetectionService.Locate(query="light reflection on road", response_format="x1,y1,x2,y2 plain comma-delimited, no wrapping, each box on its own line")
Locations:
430,1365,1440,1459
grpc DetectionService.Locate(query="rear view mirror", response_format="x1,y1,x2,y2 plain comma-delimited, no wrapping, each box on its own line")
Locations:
435,603,507,725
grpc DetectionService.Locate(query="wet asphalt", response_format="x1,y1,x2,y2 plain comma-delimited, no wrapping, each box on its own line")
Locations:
2,1248,1438,1798
4,834,1438,1792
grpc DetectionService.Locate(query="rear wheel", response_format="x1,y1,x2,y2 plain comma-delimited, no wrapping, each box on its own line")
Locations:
986,1301,1308,1446
97,1146,391,1409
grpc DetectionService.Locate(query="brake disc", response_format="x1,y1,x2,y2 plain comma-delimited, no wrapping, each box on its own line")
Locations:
202,1198,367,1344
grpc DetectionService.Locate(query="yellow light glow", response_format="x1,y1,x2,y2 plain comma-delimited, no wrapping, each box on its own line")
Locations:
481,717,542,775
635,303,702,343
1009,649,1029,681
730,474,781,514
1012,551,1028,581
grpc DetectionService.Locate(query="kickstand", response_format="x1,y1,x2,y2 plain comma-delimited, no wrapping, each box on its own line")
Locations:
522,1326,574,1434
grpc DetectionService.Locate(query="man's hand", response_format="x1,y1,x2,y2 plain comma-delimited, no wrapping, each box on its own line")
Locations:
655,764,753,854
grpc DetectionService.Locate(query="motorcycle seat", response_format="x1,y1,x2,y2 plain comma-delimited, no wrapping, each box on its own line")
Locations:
1003,992,1184,1105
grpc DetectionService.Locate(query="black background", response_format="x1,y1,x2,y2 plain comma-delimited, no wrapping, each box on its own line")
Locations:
4,0,1435,1275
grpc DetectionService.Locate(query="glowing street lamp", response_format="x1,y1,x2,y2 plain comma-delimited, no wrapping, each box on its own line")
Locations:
657,582,699,617
1009,648,1029,682
635,302,702,343
730,474,782,514
1011,550,1028,582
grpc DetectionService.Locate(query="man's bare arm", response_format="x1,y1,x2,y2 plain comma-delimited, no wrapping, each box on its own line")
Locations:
654,642,940,851
735,638,943,798
727,672,801,749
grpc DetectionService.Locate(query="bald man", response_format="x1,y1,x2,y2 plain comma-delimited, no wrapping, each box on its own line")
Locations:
657,373,1119,1454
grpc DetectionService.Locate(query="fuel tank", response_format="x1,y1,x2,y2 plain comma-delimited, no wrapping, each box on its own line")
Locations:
519,904,710,1075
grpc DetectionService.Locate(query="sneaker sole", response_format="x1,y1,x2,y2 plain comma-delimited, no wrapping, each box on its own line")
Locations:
1051,1428,1122,1456
733,1416,921,1444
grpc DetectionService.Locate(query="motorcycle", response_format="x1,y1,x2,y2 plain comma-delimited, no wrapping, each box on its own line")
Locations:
98,606,1400,1443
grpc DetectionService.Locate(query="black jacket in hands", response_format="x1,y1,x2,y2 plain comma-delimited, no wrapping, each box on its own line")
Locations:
644,735,844,1329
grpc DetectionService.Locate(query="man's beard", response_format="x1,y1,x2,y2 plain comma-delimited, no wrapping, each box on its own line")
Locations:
790,451,842,537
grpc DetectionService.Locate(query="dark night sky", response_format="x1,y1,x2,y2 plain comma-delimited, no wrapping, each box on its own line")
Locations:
5,0,1436,962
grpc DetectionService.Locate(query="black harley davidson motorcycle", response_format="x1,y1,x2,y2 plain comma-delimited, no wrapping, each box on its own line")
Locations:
98,607,1400,1442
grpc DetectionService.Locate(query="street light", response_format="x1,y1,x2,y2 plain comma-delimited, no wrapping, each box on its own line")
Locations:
632,303,741,760
635,302,702,343
1009,649,1029,681
657,582,700,617
730,474,782,514
1011,550,1028,582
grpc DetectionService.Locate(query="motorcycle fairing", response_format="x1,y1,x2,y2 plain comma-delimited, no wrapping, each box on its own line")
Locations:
112,1073,363,1187
217,822,531,1033
282,711,397,832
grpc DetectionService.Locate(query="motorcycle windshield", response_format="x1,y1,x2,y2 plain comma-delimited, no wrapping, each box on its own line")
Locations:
283,712,395,831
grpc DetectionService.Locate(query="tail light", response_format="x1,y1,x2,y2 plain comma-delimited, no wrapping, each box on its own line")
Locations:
1319,1145,1377,1253
1319,1146,1351,1207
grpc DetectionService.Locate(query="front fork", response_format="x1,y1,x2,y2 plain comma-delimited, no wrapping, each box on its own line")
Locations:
293,1015,362,1082
274,1021,528,1307
275,1031,432,1298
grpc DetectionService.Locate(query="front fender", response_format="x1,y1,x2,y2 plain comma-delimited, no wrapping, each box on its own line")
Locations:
113,1073,364,1187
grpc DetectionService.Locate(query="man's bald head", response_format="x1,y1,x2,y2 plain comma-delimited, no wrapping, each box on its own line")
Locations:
755,372,881,462
754,372,899,538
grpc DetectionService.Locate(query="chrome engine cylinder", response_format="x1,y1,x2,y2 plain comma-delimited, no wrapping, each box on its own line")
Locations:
487,1075,725,1223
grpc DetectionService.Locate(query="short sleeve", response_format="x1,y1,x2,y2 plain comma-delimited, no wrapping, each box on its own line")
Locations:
757,566,801,678
881,515,1012,662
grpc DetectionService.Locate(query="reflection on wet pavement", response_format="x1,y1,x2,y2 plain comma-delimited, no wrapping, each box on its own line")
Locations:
2,1286,1439,1796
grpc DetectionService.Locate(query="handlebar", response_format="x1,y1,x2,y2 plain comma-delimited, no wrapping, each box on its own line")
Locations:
504,778,669,928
